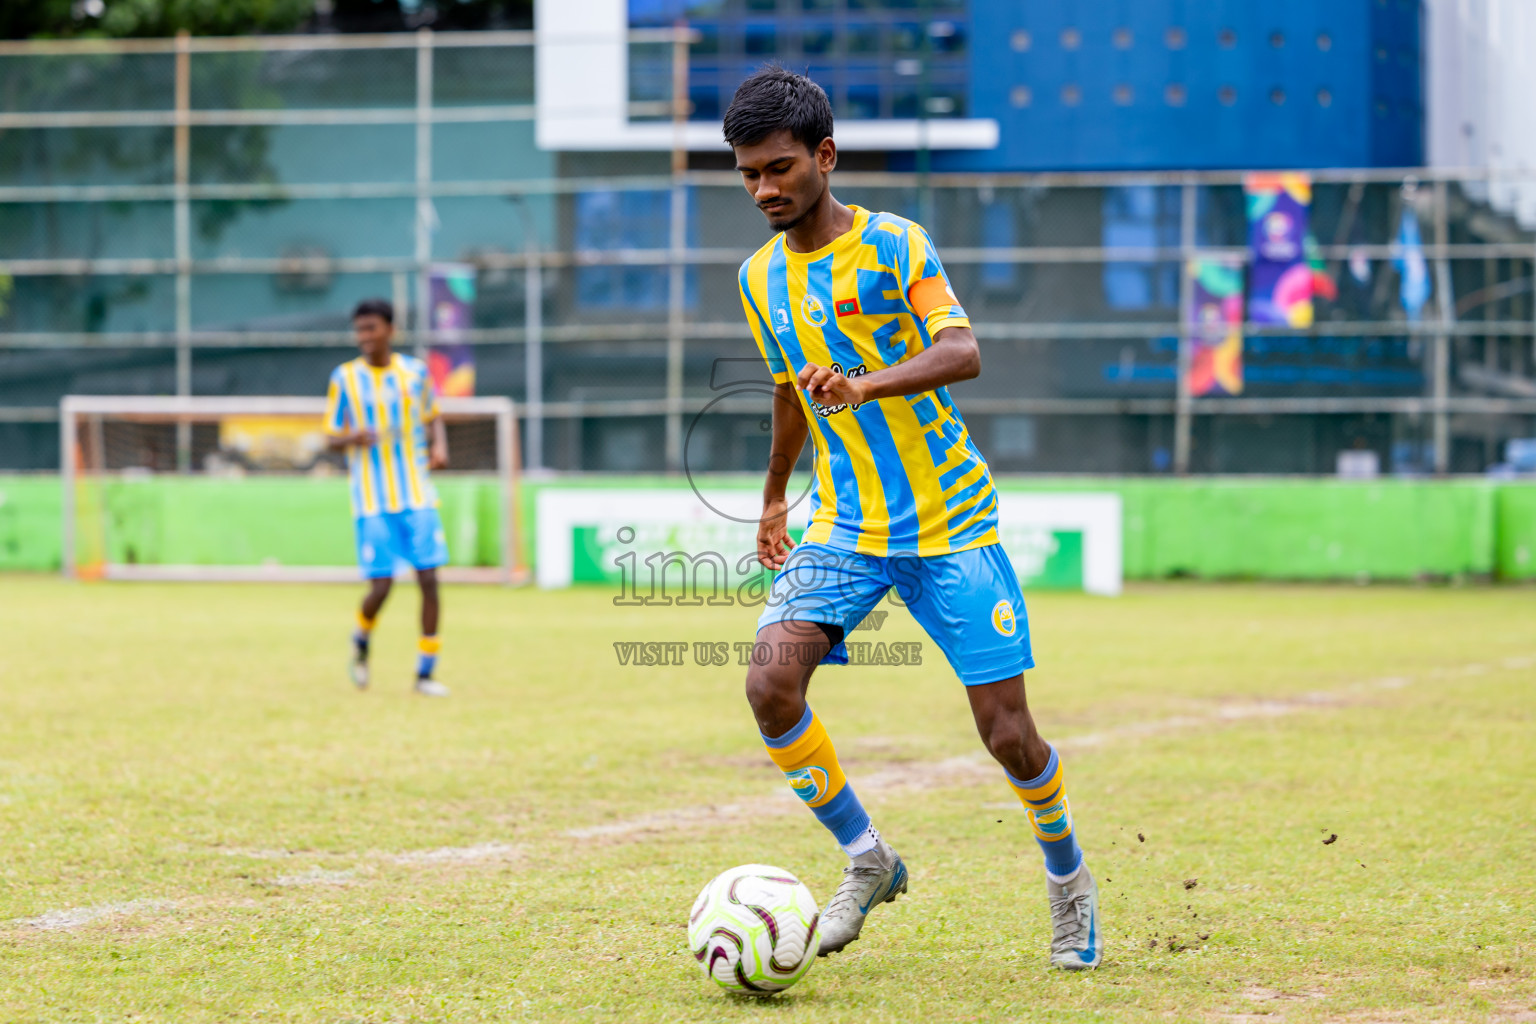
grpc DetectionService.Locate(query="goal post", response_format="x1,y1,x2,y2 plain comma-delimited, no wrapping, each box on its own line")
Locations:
60,394,523,584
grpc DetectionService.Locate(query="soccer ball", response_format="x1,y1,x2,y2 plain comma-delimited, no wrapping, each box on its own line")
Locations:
687,864,820,995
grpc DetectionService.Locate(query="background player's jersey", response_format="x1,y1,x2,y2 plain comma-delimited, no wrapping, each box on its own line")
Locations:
324,353,440,518
738,205,998,557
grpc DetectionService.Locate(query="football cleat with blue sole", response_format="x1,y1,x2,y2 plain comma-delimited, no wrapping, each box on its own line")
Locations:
1048,864,1103,969
817,837,907,955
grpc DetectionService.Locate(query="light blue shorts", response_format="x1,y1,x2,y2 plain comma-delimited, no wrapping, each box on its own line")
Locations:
355,508,448,579
756,541,1034,685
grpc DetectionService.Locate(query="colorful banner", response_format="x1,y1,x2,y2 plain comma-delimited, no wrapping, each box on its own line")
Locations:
427,263,476,397
1244,172,1314,327
1187,257,1245,397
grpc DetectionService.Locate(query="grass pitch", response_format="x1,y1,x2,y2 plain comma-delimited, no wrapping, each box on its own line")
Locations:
1,577,1533,1023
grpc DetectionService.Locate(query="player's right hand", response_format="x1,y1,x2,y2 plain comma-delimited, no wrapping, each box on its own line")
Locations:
757,496,795,571
351,429,377,447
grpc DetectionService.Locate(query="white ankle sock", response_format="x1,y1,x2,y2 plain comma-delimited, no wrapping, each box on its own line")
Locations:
841,825,880,858
1046,863,1083,885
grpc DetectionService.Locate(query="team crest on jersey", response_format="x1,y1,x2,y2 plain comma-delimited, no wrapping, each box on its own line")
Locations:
784,766,830,804
991,600,1017,637
799,294,828,327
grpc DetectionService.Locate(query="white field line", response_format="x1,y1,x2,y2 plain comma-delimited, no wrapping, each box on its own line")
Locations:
387,841,523,865
10,898,176,931
8,844,524,932
216,841,523,866
273,868,355,887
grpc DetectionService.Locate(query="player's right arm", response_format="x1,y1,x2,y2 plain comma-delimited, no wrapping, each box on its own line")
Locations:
740,267,803,570
323,368,375,450
759,381,808,570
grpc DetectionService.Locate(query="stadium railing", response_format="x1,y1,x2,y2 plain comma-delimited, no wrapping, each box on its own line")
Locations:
1,31,1534,477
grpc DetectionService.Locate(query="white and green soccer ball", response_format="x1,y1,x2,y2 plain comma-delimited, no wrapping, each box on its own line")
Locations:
688,864,820,995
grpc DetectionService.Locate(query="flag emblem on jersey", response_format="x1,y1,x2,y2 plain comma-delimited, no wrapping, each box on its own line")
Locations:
992,600,1017,637
835,297,861,317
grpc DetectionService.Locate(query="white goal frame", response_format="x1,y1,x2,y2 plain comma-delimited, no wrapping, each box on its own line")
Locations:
60,394,523,584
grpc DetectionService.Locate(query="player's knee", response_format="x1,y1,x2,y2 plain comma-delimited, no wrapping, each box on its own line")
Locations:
368,578,393,600
982,713,1027,764
743,663,798,722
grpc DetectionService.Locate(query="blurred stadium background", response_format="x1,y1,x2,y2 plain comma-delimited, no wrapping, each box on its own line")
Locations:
1,0,1534,582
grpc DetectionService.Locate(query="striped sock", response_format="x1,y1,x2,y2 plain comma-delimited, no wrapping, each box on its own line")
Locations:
1006,744,1084,882
417,635,440,679
762,705,874,858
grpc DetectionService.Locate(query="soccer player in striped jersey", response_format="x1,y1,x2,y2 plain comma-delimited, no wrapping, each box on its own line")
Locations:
726,68,1102,968
325,298,451,697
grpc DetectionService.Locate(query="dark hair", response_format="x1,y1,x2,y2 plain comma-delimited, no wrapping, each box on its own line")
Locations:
722,65,834,152
352,298,394,324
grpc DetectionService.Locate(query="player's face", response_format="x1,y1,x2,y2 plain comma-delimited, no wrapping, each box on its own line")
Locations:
733,131,836,233
352,314,393,363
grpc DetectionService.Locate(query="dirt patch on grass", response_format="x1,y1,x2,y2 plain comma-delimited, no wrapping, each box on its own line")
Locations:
7,898,177,932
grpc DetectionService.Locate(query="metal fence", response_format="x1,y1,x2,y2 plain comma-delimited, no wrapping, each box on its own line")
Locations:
2,30,1535,476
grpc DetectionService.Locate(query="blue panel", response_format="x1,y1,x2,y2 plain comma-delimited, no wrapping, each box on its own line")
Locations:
660,0,1420,172
940,0,1419,171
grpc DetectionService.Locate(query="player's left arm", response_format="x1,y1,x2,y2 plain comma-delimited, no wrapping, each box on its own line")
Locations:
420,364,449,470
798,324,978,407
798,224,980,408
428,416,449,470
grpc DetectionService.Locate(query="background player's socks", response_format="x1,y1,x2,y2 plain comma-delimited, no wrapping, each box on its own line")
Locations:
762,705,875,857
416,635,440,679
1006,744,1084,882
354,611,375,651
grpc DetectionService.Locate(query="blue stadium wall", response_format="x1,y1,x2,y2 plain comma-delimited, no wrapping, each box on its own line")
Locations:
943,0,1423,171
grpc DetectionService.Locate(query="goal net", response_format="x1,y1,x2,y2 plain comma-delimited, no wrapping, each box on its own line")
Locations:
60,395,522,584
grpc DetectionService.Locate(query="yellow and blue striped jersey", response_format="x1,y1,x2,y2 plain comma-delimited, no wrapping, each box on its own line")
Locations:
324,353,440,518
738,205,999,557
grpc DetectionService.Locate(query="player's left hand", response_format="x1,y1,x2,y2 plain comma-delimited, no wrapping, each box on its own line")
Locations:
429,442,449,470
797,362,867,408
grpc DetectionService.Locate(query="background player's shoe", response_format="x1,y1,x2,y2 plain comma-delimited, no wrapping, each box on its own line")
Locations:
1047,866,1103,970
413,677,450,697
817,837,907,955
350,639,369,690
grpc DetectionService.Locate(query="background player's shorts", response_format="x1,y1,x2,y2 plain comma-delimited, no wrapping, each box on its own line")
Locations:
756,541,1034,685
355,508,448,579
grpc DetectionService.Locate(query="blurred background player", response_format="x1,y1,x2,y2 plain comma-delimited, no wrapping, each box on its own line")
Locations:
324,298,452,697
727,68,1101,968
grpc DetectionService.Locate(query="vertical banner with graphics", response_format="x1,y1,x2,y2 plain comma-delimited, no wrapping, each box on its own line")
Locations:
1186,257,1245,397
427,263,476,397
1244,172,1313,327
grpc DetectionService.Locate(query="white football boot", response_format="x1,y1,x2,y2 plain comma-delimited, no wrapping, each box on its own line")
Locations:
413,677,450,697
1047,865,1103,969
350,638,369,690
817,837,908,956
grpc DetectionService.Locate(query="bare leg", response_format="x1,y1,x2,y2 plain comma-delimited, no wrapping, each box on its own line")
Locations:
743,620,831,737
965,673,1053,780
361,577,392,622
416,567,439,636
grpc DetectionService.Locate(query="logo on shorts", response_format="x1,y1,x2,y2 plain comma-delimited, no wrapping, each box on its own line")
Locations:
991,600,1017,637
799,294,828,328
784,766,830,804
